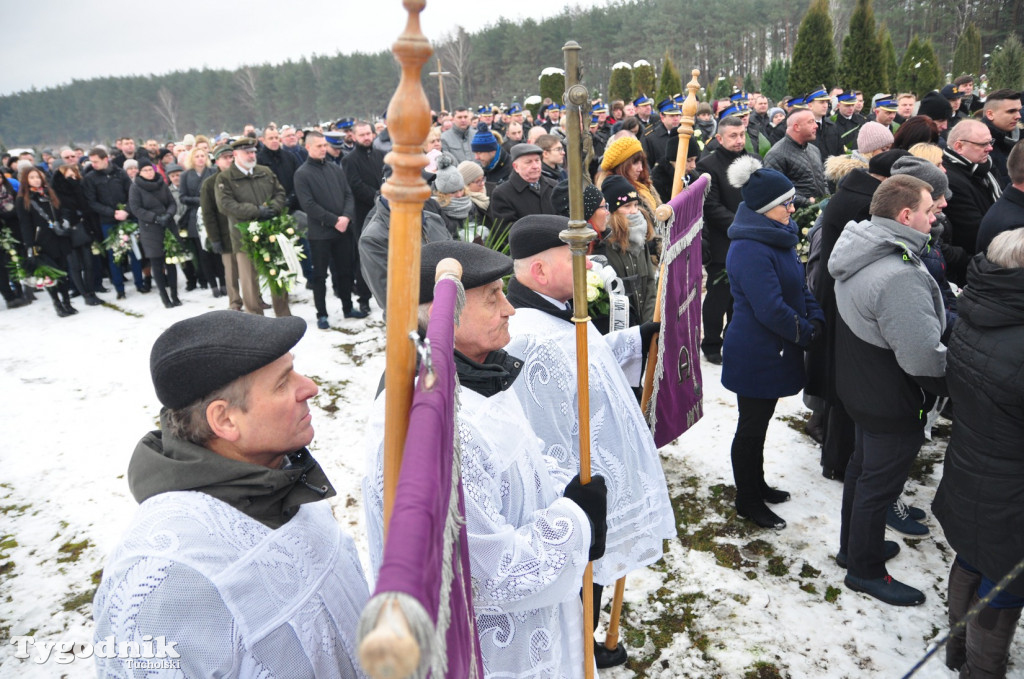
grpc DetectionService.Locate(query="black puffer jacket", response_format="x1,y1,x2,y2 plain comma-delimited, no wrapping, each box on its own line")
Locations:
82,164,132,221
128,175,176,257
763,135,828,207
933,254,1024,596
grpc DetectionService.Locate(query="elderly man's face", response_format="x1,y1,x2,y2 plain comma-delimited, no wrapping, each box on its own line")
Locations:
513,154,543,184
281,129,298,146
226,353,319,468
956,127,994,164
453,279,514,362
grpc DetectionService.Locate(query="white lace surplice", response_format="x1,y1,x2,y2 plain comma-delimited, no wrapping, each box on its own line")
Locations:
363,386,593,679
93,491,369,678
507,309,678,586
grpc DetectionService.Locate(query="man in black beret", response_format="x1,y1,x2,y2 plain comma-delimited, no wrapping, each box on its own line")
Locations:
363,238,609,678
94,311,370,677
503,214,672,668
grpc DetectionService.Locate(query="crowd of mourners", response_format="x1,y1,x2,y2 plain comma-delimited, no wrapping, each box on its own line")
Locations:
6,69,1024,679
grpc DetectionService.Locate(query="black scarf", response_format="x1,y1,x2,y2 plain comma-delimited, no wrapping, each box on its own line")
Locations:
505,277,573,322
455,349,523,397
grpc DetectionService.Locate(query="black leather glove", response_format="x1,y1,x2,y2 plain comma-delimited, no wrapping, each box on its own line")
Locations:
563,474,607,562
209,240,224,255
155,213,172,228
639,321,661,348
807,319,825,350
257,206,276,221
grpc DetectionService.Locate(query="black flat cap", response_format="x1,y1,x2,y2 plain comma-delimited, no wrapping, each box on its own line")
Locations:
510,143,543,162
420,241,512,304
151,311,306,409
509,214,571,259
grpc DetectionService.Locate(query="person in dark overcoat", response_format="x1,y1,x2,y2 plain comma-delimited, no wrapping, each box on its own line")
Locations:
16,167,76,316
129,162,179,307
933,233,1024,677
721,164,824,531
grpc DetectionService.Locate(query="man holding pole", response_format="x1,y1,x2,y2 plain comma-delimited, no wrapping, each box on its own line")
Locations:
363,240,608,679
505,214,676,667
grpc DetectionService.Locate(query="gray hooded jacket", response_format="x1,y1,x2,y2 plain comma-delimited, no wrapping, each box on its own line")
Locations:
828,216,947,432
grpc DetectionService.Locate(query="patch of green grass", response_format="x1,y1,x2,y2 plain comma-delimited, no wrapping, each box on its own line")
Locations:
766,556,788,577
101,302,143,317
0,561,13,576
743,661,787,678
825,585,842,603
91,569,103,586
57,539,92,563
0,536,17,552
908,448,944,482
62,588,97,612
308,375,352,415
776,412,811,438
744,539,775,558
800,582,818,595
0,503,31,516
799,562,821,579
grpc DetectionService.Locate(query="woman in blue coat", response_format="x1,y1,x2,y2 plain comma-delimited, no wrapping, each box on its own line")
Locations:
721,159,824,529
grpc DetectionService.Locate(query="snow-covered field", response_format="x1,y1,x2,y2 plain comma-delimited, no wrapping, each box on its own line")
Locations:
0,283,1014,678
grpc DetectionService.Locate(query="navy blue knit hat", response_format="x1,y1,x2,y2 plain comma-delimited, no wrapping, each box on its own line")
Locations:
727,156,795,214
471,123,498,153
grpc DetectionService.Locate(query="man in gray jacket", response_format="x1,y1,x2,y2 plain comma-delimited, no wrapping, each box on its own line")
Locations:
440,107,475,163
828,174,948,607
294,131,362,328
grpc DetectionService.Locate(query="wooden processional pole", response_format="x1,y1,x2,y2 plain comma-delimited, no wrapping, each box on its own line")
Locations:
560,40,598,679
381,0,433,532
604,69,703,657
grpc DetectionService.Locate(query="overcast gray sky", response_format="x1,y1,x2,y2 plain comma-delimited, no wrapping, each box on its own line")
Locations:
1,0,588,96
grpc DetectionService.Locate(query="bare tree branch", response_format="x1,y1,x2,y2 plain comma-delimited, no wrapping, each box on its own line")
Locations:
152,86,179,140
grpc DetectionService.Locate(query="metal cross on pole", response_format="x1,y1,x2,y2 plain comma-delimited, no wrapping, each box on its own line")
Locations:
428,57,451,112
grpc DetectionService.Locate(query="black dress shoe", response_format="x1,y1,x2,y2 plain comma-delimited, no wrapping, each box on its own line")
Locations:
84,294,103,306
704,352,723,365
116,291,126,300
62,301,79,315
736,500,786,529
359,301,371,314
94,285,110,293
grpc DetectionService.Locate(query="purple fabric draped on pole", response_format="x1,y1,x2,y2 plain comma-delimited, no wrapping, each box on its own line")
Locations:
648,174,708,447
374,277,483,679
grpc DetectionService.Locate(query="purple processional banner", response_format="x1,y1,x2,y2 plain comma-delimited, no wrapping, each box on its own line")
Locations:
648,174,708,448
374,276,483,678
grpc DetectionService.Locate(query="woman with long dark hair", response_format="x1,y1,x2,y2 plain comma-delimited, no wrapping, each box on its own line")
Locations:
599,175,657,325
52,163,102,306
16,168,76,317
129,162,180,308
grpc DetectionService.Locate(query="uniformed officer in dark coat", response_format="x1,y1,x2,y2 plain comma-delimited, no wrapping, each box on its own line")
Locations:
831,92,867,152
805,89,844,159
643,98,682,181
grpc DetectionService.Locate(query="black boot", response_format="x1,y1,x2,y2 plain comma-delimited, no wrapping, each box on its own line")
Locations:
50,291,71,318
963,603,1022,677
732,436,786,529
947,560,983,671
159,288,174,308
169,288,182,307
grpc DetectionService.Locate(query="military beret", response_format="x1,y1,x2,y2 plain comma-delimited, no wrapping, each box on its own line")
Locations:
508,214,570,259
211,144,233,160
510,143,543,161
151,310,307,409
419,241,512,304
231,137,258,151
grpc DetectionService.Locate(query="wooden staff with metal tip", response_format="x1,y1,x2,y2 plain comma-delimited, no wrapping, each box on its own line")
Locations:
561,40,598,679
603,70,702,657
381,0,433,535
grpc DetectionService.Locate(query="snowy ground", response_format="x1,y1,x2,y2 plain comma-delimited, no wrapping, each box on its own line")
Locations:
0,283,1016,678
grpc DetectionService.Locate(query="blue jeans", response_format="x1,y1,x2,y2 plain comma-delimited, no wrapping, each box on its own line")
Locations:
101,222,144,292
